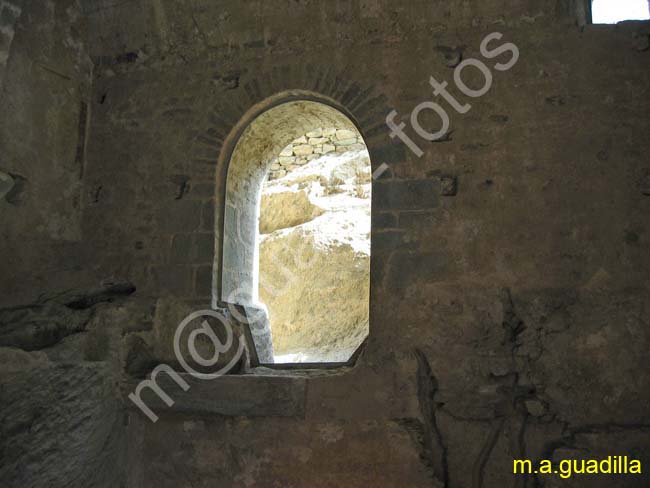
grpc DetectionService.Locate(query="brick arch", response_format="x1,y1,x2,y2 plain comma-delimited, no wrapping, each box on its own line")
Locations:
189,64,396,175
184,69,402,307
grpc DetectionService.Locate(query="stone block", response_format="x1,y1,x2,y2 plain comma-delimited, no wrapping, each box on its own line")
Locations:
322,128,336,137
306,128,323,138
278,156,295,165
194,265,213,297
398,211,440,230
148,265,193,296
128,374,306,418
388,251,449,288
159,200,202,233
292,144,313,156
308,137,328,145
373,230,412,252
170,234,192,264
322,144,335,154
194,233,214,263
279,145,293,157
334,137,357,146
371,143,406,165
372,212,397,229
335,129,357,140
374,179,439,210
201,200,215,231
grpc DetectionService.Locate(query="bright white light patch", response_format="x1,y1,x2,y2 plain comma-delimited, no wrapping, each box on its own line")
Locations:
592,0,649,23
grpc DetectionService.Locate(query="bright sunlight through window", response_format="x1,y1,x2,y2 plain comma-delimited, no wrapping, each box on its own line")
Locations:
592,0,650,24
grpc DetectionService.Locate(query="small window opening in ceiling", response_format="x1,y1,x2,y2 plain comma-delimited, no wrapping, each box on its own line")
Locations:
591,0,650,24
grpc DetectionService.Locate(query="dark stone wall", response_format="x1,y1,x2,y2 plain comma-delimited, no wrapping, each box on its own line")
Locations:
1,1,649,487
0,0,94,307
81,1,650,484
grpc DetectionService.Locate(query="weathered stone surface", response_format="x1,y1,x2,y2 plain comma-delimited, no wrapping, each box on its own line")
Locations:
0,363,125,488
278,155,295,164
374,179,440,210
292,144,314,156
308,136,328,145
0,0,93,307
259,149,371,362
267,127,367,180
0,170,14,199
335,129,357,140
334,137,358,146
129,374,307,418
3,2,650,487
259,189,324,234
132,416,435,488
147,296,248,373
0,347,49,377
0,303,92,350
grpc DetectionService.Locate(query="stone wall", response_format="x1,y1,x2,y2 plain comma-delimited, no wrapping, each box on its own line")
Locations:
268,127,366,180
82,5,649,483
0,0,94,307
1,1,650,487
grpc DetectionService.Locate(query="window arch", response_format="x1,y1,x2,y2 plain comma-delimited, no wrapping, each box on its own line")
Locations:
216,96,371,365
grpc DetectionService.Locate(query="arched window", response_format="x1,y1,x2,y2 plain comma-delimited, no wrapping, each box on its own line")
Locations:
217,98,371,365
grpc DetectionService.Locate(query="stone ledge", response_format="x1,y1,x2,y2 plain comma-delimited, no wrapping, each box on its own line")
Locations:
126,373,307,418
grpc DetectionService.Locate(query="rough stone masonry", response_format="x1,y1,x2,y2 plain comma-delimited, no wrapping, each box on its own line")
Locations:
1,1,649,487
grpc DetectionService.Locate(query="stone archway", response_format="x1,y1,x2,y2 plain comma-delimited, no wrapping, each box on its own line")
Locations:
216,94,371,364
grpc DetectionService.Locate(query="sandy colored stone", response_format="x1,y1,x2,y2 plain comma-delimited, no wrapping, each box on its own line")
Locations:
334,137,358,146
308,137,328,145
279,156,296,165
335,129,356,140
292,144,313,156
259,190,324,234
